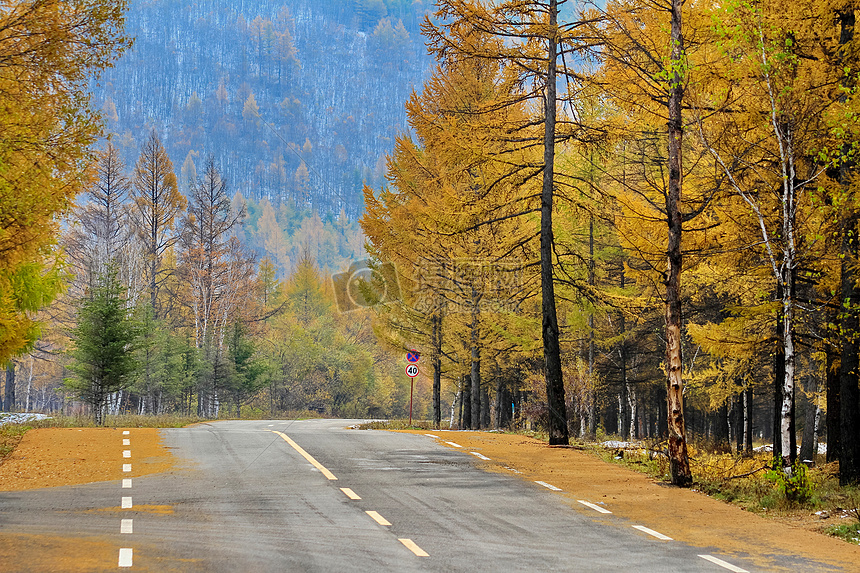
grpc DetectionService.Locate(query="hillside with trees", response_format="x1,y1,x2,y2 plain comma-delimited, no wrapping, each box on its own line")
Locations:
95,0,434,220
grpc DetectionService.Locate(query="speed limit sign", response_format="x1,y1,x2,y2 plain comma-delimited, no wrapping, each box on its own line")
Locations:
405,364,419,378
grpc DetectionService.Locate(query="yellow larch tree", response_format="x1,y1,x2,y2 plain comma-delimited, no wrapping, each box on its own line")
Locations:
0,0,130,364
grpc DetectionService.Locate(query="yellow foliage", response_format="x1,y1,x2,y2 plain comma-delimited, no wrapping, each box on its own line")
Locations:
0,0,130,363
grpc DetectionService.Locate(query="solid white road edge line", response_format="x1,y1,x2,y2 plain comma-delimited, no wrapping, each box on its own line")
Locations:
365,510,392,526
698,555,749,573
270,431,337,480
122,463,131,472
121,496,132,509
632,525,672,541
399,538,429,557
340,487,361,500
577,500,612,514
118,548,133,567
121,519,133,534
445,441,462,448
122,479,132,489
470,452,491,461
535,480,562,491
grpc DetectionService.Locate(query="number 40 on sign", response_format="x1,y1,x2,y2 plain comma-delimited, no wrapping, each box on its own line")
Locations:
405,364,419,378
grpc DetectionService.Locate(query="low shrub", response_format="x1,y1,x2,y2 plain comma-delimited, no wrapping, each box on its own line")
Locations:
764,457,814,505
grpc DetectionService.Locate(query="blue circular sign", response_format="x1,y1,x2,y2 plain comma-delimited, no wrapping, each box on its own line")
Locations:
406,350,420,363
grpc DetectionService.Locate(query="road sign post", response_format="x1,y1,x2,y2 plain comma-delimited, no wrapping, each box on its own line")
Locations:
405,360,419,425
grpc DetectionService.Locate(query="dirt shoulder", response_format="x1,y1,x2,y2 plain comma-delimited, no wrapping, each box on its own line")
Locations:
0,427,175,491
403,429,860,572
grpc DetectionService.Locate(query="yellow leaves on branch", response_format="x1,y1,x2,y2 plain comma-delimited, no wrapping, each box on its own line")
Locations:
0,0,130,363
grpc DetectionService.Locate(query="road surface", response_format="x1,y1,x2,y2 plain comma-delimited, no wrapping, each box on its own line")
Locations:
0,419,832,571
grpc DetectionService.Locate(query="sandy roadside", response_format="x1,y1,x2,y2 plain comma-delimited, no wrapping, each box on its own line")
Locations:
0,427,182,573
0,427,175,491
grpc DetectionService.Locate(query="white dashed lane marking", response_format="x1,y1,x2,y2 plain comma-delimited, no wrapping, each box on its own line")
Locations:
424,433,439,438
698,555,749,572
632,525,672,541
470,452,491,461
445,441,462,448
340,487,361,500
535,480,561,491
577,500,612,514
399,538,429,557
366,511,392,526
118,548,133,567
120,431,133,569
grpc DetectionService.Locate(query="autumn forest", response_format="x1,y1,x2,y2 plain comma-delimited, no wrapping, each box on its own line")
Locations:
3,0,860,486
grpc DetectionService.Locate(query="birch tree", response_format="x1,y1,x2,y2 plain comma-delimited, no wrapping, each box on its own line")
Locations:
692,0,845,469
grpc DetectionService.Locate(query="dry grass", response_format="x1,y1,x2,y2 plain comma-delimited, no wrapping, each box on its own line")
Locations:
587,436,860,545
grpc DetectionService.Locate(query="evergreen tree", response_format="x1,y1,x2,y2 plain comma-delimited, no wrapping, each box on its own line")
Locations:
65,266,138,425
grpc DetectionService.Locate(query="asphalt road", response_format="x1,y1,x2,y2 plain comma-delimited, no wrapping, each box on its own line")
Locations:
1,419,780,571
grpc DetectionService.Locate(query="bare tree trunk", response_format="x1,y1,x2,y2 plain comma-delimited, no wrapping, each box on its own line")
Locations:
470,281,481,430
25,357,32,413
541,0,568,445
588,214,596,436
837,7,859,485
4,362,15,412
580,406,587,439
431,311,442,429
800,377,820,463
781,265,797,467
664,0,692,486
471,347,481,430
773,297,785,461
619,269,629,439
744,388,753,453
826,346,840,463
840,213,860,483
462,375,472,430
495,378,503,430
481,386,491,429
628,384,637,440
736,391,744,453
